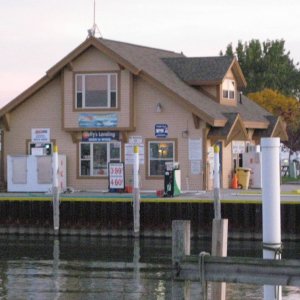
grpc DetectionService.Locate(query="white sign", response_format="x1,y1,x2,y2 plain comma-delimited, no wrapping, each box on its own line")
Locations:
191,160,201,175
31,128,50,143
109,163,125,189
189,139,202,160
129,136,143,145
232,141,246,154
125,144,145,164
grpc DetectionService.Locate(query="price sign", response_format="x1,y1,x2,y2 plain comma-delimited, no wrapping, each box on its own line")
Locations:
108,162,125,191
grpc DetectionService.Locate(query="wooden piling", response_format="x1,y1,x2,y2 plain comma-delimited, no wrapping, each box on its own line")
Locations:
172,220,191,300
211,218,228,300
172,220,191,264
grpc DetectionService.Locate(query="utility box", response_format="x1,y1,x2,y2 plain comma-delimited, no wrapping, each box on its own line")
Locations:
164,162,181,197
243,148,262,188
7,155,66,192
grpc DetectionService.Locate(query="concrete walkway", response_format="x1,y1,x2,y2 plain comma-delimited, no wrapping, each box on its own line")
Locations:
0,183,299,203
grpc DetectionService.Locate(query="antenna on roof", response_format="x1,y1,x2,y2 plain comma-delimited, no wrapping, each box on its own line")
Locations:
87,0,102,38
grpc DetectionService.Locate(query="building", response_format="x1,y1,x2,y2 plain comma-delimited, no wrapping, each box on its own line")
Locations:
0,37,287,191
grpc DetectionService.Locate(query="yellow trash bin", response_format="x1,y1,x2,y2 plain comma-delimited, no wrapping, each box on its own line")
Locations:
236,167,251,189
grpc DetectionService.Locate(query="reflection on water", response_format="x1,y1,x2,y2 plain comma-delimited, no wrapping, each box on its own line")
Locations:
0,235,299,299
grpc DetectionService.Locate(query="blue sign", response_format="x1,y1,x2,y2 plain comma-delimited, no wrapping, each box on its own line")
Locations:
155,124,168,138
82,131,119,142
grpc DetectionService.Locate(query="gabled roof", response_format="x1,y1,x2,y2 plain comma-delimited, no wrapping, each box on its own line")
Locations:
0,36,286,141
252,116,288,141
208,113,249,146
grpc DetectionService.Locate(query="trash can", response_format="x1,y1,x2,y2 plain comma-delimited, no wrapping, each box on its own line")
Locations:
236,167,251,189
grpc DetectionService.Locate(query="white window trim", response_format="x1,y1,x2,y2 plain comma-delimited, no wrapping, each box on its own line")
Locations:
79,141,121,177
222,79,235,100
148,141,175,176
75,73,117,109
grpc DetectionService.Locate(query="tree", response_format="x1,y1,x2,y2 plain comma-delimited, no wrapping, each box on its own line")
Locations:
222,39,300,97
248,89,300,153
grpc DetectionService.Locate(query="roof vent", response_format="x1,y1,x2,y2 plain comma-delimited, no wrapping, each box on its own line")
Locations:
239,91,243,104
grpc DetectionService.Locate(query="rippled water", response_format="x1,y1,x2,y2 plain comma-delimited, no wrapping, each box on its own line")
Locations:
0,235,299,299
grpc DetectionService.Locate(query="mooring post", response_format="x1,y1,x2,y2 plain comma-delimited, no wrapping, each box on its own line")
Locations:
52,145,60,235
213,145,221,219
172,220,191,264
133,145,140,237
211,144,228,300
172,220,191,300
133,238,140,289
261,138,282,300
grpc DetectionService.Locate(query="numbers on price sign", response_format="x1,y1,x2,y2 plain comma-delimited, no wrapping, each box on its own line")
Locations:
109,163,125,190
110,178,123,187
110,166,122,175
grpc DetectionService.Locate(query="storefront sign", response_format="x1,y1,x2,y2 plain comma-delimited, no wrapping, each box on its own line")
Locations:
78,113,118,128
82,131,119,142
155,124,168,138
108,162,125,190
31,128,50,143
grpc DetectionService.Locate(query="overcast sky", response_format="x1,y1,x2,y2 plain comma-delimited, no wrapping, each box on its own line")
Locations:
1,0,300,107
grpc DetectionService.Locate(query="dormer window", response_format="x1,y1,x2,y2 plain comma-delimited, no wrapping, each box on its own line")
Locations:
76,73,117,109
222,79,235,100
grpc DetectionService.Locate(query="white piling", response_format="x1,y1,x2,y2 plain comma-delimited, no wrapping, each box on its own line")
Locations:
261,137,282,300
211,144,227,300
52,145,60,235
133,145,140,237
213,145,221,219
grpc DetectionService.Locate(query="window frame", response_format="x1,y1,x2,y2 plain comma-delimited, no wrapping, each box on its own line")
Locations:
222,79,235,100
79,141,121,177
75,73,118,109
146,139,177,178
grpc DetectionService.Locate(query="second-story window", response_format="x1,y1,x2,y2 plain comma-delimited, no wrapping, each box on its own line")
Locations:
76,73,117,109
222,79,235,100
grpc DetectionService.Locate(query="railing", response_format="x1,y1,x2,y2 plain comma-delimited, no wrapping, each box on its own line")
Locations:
174,254,300,286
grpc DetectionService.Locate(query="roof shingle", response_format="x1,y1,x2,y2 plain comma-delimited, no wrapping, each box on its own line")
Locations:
162,56,233,83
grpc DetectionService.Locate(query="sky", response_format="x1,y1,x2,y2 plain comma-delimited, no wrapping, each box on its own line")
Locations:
1,0,300,107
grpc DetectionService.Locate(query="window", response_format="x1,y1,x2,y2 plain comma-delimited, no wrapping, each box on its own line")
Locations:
222,79,235,100
148,141,175,176
79,141,121,176
76,73,117,109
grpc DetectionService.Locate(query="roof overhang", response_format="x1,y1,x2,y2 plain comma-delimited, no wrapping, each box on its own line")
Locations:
229,58,247,89
139,70,227,127
252,116,288,142
46,37,141,78
0,37,141,118
207,113,249,146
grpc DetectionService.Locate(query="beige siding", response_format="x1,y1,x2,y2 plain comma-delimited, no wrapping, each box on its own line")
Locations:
3,77,72,184
222,142,232,188
63,47,131,129
2,47,242,192
130,77,205,191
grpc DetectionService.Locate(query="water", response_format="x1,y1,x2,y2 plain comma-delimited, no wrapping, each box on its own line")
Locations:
0,235,299,299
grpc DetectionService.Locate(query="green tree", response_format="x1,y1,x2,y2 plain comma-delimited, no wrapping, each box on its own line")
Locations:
222,39,300,97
